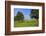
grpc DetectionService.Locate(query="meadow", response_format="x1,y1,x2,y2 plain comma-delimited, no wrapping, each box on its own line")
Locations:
14,19,38,27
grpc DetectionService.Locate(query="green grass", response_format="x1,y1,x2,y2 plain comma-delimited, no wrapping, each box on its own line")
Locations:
14,19,38,27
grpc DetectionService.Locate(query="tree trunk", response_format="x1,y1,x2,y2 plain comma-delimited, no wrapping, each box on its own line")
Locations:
35,19,38,26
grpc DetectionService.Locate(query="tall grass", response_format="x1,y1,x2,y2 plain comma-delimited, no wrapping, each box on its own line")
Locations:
14,19,38,27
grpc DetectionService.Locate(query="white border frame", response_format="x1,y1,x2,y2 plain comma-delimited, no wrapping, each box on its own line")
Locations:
11,5,42,32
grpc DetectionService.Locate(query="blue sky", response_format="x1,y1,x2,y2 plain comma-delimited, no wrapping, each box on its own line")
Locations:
14,8,32,20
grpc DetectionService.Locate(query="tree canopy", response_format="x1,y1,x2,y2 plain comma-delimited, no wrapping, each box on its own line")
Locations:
14,11,24,21
30,9,39,19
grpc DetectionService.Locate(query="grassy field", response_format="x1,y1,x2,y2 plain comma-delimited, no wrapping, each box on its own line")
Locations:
14,19,38,27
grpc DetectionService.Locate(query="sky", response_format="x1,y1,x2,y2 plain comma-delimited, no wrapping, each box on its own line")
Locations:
14,8,32,20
